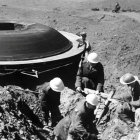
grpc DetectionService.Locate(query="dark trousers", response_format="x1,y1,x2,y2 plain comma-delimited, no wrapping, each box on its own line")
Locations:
42,105,62,127
81,77,104,92
81,77,96,90
115,102,135,124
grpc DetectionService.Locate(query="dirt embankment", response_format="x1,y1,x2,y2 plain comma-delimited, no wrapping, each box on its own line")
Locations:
0,0,140,140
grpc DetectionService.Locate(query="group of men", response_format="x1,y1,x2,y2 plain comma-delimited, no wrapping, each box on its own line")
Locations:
40,50,105,140
40,32,140,139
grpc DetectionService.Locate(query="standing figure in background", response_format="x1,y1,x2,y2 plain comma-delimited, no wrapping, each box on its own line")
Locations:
113,2,121,13
75,52,104,95
40,77,65,127
79,32,91,61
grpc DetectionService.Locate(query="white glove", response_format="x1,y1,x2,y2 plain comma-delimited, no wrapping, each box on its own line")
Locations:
84,88,90,94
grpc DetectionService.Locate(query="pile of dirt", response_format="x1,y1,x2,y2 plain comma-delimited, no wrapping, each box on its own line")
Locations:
0,84,139,140
60,87,84,116
99,118,139,140
0,85,54,140
0,0,140,140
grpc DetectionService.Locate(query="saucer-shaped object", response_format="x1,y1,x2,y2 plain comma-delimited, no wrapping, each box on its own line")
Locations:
0,21,84,76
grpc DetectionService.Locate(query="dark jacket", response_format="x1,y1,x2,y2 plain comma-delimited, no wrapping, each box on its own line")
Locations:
54,100,98,140
69,100,98,138
75,61,104,92
115,81,140,124
130,81,140,107
116,81,140,108
54,115,71,140
40,82,61,108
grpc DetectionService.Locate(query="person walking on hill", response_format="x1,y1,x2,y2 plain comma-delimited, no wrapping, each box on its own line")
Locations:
40,77,65,127
54,94,99,140
78,32,91,61
113,2,121,13
75,52,104,95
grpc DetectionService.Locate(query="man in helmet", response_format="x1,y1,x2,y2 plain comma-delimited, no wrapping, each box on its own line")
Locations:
119,73,140,108
54,94,99,140
40,77,65,127
75,52,104,96
115,73,140,126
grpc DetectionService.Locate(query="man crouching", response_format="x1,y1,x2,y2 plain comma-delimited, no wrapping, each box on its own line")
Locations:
54,94,99,140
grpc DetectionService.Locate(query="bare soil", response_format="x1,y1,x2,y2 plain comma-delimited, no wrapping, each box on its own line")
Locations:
0,0,140,139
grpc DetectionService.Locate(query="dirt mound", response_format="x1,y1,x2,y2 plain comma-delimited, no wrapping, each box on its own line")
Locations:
100,118,139,140
60,87,84,116
0,0,140,140
0,84,139,140
0,85,54,140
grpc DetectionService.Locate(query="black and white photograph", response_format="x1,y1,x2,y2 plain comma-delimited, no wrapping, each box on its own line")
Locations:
0,0,140,139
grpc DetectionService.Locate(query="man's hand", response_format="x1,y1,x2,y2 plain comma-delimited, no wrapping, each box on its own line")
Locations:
127,122,135,128
84,88,90,95
108,98,118,104
95,90,100,95
76,87,82,92
89,134,98,140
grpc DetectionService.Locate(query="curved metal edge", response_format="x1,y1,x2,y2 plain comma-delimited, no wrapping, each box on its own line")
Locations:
0,31,85,65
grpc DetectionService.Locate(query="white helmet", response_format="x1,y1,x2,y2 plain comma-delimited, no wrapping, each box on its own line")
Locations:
50,77,65,92
87,52,98,64
86,94,99,106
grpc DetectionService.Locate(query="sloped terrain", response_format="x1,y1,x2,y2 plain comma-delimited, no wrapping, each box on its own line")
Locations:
0,0,140,140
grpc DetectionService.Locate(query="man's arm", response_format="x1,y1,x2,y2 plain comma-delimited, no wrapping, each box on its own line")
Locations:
40,90,48,107
96,63,104,92
75,62,83,89
130,100,140,108
40,85,50,109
